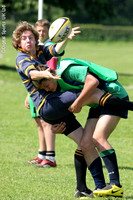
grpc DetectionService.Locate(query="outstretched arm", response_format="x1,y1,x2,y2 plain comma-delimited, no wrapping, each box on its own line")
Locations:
55,27,81,54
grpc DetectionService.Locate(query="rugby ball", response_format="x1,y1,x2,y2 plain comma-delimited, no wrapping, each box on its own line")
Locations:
49,17,72,43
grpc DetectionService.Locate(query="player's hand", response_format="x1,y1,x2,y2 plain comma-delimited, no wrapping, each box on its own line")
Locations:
44,68,61,80
51,122,66,134
68,102,82,113
25,95,30,109
68,27,81,40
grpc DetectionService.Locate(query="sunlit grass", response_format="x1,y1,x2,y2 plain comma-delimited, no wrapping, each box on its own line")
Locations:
0,38,133,200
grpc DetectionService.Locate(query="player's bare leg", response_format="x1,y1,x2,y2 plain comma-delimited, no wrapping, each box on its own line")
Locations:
34,119,56,168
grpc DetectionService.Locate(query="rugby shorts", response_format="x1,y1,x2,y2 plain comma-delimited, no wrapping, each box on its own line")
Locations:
88,96,129,119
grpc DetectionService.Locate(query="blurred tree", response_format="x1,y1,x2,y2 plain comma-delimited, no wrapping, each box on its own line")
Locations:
0,0,38,21
43,0,114,23
1,0,37,12
1,0,133,25
83,0,115,23
44,0,78,11
110,0,133,25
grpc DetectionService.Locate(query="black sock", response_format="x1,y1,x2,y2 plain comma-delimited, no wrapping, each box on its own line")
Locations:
99,93,133,111
38,150,46,160
39,150,46,156
88,157,106,189
100,149,120,187
74,149,88,192
46,151,55,162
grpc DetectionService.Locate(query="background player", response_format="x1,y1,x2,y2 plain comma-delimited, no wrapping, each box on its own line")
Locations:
25,19,62,167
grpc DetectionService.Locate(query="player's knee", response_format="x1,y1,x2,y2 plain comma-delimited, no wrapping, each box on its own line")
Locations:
92,135,102,148
80,138,92,152
41,120,51,128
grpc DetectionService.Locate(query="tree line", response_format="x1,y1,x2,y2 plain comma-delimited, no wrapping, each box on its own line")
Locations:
1,0,133,25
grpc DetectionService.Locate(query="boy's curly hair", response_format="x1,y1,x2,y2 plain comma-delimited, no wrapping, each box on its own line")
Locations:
12,21,39,50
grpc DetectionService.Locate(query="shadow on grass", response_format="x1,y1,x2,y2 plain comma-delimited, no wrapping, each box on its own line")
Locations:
107,196,133,200
119,166,133,170
106,196,133,200
124,197,133,200
118,73,133,76
103,166,133,171
0,65,16,72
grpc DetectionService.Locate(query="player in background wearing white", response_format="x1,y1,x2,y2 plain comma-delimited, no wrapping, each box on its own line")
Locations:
25,19,61,167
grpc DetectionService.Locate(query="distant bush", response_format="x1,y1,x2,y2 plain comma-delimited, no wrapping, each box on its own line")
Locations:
73,24,133,41
2,21,133,41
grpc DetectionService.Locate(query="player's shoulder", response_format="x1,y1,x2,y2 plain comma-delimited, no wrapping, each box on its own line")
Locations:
37,40,55,49
37,44,49,53
16,51,31,65
36,44,44,50
44,39,55,46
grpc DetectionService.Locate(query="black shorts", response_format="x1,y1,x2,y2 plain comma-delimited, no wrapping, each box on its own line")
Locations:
40,113,81,136
39,90,81,135
88,96,129,119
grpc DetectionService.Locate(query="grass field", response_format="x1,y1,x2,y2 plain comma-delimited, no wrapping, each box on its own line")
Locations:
0,38,133,200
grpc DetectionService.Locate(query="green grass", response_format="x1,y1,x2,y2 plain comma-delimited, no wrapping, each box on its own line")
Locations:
0,38,133,200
